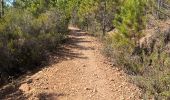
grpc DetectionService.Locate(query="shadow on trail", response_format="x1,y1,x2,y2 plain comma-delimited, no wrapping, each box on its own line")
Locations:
49,29,92,63
0,85,27,100
65,37,95,50
49,28,95,64
37,92,67,100
0,28,92,100
0,86,67,100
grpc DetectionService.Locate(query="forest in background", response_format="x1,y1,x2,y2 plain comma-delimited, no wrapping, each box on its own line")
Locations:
0,0,170,99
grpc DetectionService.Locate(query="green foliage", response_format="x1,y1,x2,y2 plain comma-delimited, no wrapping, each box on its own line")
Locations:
76,0,119,35
0,1,69,85
78,0,98,18
104,30,170,99
114,0,147,39
1,1,170,99
103,0,170,99
104,33,135,69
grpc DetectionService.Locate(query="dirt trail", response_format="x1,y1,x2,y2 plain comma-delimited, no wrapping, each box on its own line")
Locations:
3,28,141,100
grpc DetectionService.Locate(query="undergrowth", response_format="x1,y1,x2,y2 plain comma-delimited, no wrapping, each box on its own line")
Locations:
103,30,170,99
0,8,69,86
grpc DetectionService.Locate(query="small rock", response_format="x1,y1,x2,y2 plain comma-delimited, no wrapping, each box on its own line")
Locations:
103,61,107,64
19,83,30,92
27,79,33,84
92,88,97,93
35,77,40,81
83,65,86,67
26,71,31,74
66,57,71,60
54,56,57,59
85,87,91,90
111,63,116,66
43,87,49,89
110,79,115,81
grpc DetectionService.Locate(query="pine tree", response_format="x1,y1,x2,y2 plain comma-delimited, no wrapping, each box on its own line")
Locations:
114,0,147,42
0,0,4,18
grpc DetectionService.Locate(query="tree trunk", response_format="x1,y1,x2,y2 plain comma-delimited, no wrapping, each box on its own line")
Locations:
0,0,4,18
157,0,162,19
102,1,106,36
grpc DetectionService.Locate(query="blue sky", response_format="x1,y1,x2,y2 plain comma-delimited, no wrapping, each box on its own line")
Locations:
5,0,14,5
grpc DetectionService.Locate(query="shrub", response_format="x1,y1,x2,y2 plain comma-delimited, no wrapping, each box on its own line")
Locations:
0,8,68,86
104,30,170,99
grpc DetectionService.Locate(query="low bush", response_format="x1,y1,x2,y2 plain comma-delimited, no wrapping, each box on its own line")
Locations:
0,8,69,86
104,30,170,99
